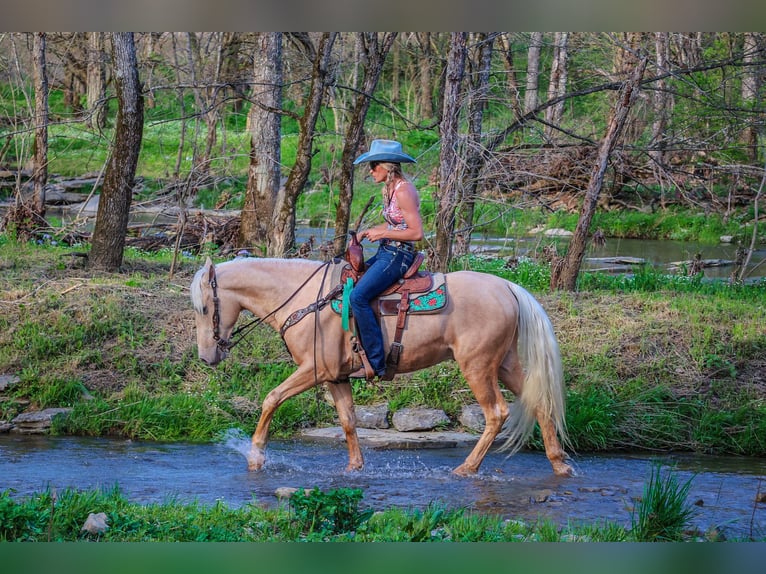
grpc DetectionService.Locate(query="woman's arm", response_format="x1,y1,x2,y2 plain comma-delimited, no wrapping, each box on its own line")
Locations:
361,181,424,243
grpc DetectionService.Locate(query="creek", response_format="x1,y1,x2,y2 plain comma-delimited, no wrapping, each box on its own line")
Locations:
2,433,764,540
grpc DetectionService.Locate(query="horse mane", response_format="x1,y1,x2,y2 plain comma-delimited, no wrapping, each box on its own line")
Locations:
190,257,325,315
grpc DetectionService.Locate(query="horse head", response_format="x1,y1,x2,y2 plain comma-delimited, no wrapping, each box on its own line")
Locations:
190,257,241,366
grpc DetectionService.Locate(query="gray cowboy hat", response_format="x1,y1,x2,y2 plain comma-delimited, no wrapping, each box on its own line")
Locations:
353,139,416,165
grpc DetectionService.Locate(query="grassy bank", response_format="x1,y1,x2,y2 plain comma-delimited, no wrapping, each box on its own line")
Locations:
0,467,732,542
1,237,764,457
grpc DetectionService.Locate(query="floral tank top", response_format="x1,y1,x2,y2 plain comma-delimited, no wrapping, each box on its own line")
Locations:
382,180,417,231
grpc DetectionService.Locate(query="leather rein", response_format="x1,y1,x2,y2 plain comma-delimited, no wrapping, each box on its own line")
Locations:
208,259,334,354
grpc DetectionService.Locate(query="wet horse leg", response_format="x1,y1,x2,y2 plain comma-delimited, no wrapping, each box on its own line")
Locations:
325,381,364,471
452,368,509,476
499,351,574,477
247,365,321,471
536,406,574,477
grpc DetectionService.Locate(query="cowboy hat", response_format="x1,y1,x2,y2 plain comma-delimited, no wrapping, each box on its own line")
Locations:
353,139,416,165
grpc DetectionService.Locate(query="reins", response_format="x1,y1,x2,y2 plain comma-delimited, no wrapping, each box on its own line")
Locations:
208,258,334,354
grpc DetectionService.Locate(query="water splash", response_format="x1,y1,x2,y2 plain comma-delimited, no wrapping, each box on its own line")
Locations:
220,428,252,459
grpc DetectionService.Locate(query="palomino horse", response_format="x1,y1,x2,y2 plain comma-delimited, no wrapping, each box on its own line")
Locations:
190,256,573,477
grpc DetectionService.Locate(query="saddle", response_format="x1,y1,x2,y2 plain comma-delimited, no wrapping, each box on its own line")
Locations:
340,232,446,380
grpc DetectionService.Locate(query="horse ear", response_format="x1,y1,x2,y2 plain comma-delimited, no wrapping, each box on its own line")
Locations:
204,257,213,270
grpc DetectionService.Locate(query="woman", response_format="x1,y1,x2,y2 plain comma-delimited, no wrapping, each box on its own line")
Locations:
349,139,424,379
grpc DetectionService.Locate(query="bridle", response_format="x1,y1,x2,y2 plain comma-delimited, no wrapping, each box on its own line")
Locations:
206,259,334,355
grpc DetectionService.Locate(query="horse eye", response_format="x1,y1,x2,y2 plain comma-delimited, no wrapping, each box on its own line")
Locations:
202,306,208,315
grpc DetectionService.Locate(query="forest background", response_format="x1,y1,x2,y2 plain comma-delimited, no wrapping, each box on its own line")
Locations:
1,32,765,459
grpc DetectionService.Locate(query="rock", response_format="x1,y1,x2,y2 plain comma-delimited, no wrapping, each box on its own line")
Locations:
0,375,20,392
355,404,390,429
459,404,485,432
11,408,72,434
0,422,12,433
544,228,573,237
275,487,310,499
720,235,734,243
81,512,109,535
301,426,491,449
391,407,449,432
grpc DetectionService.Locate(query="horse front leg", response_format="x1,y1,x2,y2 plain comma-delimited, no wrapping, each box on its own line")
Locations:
325,381,364,471
248,367,319,471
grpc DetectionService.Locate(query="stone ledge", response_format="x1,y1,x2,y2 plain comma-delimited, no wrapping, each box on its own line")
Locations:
301,426,496,450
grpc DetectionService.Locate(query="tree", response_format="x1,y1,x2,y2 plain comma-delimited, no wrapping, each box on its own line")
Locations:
89,33,144,271
550,57,648,291
431,32,467,273
454,32,495,257
741,32,763,162
332,32,397,257
239,32,283,252
86,32,107,130
524,32,544,114
32,32,47,216
544,32,569,139
269,32,337,257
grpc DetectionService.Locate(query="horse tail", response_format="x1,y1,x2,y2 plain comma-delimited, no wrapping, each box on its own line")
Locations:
499,282,569,454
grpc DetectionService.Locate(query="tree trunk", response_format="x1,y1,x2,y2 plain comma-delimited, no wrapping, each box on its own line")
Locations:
32,32,48,216
431,32,467,273
551,57,648,291
650,32,671,207
416,32,434,119
89,33,144,271
269,32,336,257
455,32,494,257
524,32,543,114
239,32,283,252
333,33,397,258
497,33,522,117
544,32,569,139
86,32,107,130
741,32,762,162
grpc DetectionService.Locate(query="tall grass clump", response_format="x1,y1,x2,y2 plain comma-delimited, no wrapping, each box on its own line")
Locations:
631,462,696,541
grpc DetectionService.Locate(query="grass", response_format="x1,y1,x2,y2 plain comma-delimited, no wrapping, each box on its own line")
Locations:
2,472,755,542
631,462,696,541
1,237,765,455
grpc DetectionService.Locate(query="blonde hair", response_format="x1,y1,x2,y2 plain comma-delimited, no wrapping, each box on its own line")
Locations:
378,162,405,191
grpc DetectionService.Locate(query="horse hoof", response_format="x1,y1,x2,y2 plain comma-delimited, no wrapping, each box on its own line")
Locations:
554,463,576,477
247,448,266,471
452,465,477,477
345,463,364,472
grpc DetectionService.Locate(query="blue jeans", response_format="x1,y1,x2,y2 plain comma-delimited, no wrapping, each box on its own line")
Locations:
349,243,415,375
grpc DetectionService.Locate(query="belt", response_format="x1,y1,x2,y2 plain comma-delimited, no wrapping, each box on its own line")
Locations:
381,239,415,253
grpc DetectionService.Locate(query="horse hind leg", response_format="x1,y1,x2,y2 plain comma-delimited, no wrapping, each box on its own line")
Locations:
499,353,574,477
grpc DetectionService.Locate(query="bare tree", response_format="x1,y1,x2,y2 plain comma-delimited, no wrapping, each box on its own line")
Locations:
741,32,762,162
524,32,544,114
454,32,495,257
332,32,397,257
89,33,144,271
650,32,672,207
544,32,569,139
551,57,648,291
32,32,47,216
86,32,107,130
416,33,435,119
239,32,283,252
269,32,337,257
431,32,467,272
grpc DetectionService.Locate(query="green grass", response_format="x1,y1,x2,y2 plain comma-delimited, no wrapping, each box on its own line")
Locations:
631,462,696,541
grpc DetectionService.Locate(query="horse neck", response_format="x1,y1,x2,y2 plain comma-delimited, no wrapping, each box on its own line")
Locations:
220,258,324,323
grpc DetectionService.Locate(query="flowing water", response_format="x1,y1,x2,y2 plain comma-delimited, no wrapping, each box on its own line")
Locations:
2,433,764,540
